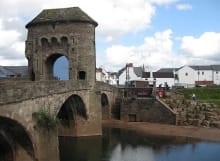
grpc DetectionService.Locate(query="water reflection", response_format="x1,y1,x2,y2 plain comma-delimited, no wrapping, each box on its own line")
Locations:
59,128,220,161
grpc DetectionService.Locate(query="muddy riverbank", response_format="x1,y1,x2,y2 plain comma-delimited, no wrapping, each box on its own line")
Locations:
103,120,220,142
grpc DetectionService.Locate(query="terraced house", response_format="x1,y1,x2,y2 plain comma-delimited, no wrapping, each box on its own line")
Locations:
174,65,220,88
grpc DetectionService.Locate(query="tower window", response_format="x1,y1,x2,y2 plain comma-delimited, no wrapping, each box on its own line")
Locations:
78,71,86,80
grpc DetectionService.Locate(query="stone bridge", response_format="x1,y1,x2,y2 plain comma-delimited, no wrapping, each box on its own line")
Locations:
0,80,118,161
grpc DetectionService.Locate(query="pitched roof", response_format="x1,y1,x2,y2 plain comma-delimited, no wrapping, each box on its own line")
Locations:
0,66,29,78
153,72,174,78
133,67,143,77
189,65,212,70
118,66,143,78
142,72,151,78
26,7,98,28
157,68,178,72
118,66,126,76
0,66,14,76
211,65,220,71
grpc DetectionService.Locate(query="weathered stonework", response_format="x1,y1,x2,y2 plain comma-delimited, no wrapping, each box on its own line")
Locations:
25,7,97,86
120,98,176,124
0,7,115,161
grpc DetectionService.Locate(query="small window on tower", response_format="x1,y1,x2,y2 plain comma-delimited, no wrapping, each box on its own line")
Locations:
78,71,86,80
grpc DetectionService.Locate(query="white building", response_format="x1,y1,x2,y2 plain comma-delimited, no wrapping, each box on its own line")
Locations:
118,63,143,85
212,65,220,85
177,66,197,88
142,70,175,88
153,72,175,88
96,67,118,85
175,65,220,87
96,67,108,83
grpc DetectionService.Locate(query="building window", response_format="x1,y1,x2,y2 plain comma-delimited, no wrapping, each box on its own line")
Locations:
202,72,204,75
78,71,86,80
216,71,218,74
185,72,188,76
197,71,200,75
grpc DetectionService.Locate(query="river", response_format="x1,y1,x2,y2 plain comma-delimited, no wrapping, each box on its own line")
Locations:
59,128,220,161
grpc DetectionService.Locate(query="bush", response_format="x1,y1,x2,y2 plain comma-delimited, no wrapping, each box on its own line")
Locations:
32,109,59,132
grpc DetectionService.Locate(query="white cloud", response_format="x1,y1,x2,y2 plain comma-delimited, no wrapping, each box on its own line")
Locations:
0,0,157,42
0,0,173,66
180,32,220,58
104,30,220,71
105,29,179,70
0,19,26,65
149,0,177,5
176,3,192,11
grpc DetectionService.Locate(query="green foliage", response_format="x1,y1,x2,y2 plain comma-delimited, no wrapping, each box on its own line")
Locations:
32,109,59,132
177,87,220,107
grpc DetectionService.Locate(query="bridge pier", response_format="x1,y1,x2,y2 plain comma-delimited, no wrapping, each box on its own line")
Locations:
58,90,102,137
35,130,59,161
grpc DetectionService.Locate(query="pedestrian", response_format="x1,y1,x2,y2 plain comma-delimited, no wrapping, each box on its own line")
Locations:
192,93,196,101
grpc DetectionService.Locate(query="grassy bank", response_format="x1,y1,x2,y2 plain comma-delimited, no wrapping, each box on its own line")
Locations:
176,87,220,107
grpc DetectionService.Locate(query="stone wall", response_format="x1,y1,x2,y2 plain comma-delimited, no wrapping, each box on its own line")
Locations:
26,22,96,85
0,80,92,105
120,98,176,124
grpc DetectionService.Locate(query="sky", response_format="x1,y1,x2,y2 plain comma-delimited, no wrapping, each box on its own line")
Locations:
0,0,220,72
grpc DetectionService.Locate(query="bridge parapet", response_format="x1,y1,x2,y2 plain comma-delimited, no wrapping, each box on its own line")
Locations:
95,81,118,93
0,80,92,105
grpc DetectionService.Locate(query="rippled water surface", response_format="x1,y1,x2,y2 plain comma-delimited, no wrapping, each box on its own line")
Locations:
59,128,220,161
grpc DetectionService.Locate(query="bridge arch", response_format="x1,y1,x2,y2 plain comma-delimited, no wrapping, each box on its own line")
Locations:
0,131,14,161
46,53,69,80
0,115,35,161
101,93,110,119
57,94,88,127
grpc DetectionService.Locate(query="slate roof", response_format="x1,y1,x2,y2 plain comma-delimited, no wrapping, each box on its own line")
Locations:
189,65,212,70
26,7,98,28
211,65,220,71
153,72,174,78
118,66,143,77
118,66,126,76
142,72,150,78
0,66,14,76
157,68,178,72
133,67,143,77
0,66,29,78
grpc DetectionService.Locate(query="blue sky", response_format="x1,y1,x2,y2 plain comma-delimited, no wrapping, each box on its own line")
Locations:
0,0,220,73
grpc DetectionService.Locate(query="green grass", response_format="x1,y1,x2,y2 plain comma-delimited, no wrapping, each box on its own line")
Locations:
176,87,220,107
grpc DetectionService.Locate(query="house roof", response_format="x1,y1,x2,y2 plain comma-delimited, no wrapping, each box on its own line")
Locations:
0,66,15,76
133,67,143,77
189,65,212,70
157,68,178,72
211,65,220,71
118,66,143,78
118,66,126,76
0,66,29,78
26,7,98,28
142,72,151,78
153,72,174,78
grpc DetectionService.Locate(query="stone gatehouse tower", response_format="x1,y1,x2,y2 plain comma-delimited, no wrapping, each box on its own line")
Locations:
25,7,98,86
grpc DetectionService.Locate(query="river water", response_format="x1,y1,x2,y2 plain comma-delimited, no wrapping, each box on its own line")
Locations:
59,128,220,161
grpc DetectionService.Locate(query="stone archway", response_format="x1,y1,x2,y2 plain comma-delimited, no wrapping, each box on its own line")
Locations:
45,53,69,80
0,132,13,161
101,93,110,120
57,94,88,136
0,116,35,161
